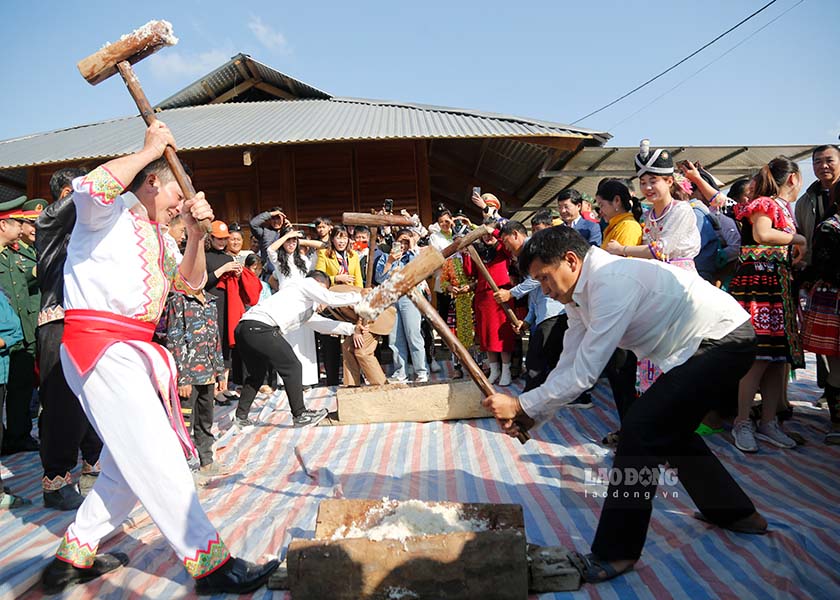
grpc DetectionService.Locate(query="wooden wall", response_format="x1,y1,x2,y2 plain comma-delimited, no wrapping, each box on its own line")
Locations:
27,139,432,231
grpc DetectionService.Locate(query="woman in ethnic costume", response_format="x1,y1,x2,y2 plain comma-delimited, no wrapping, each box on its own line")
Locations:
606,141,701,396
728,157,807,453
801,179,840,445
462,231,516,386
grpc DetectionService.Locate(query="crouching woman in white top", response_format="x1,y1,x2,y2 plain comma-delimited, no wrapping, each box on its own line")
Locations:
483,226,766,584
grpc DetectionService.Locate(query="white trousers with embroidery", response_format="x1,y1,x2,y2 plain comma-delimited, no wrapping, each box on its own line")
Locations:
59,343,225,572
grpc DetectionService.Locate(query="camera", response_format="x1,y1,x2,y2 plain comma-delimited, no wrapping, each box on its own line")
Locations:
383,198,394,213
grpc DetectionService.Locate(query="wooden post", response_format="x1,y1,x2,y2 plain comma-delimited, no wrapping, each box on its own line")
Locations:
465,245,523,330
365,226,377,287
409,288,529,444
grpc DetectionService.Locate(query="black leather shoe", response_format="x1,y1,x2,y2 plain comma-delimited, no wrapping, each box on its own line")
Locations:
44,485,85,511
194,557,279,595
41,552,129,594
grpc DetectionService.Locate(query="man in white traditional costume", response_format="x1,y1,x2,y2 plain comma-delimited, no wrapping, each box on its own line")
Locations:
40,122,278,595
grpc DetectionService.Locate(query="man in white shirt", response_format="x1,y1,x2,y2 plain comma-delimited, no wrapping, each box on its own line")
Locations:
234,271,363,428
483,226,766,583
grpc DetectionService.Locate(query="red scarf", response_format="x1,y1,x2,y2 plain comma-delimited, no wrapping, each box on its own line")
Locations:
216,268,263,346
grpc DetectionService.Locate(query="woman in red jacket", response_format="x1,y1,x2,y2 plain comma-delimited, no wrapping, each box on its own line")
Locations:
463,232,516,385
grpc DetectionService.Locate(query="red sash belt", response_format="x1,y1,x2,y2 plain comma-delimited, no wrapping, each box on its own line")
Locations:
63,309,156,376
62,309,198,462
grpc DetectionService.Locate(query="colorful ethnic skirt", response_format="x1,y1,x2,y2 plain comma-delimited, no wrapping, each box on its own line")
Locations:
728,245,804,368
801,280,840,356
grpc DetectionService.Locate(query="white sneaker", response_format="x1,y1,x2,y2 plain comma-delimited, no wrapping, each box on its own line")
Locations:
415,373,429,383
487,363,500,384
388,373,408,384
755,418,797,449
732,420,758,453
498,363,512,386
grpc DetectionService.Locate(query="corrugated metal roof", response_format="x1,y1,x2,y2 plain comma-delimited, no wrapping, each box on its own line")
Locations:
155,53,330,109
511,144,816,222
0,98,607,170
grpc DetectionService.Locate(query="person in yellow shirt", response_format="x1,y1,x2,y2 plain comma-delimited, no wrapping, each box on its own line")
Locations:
314,225,363,385
598,179,643,253
315,225,363,287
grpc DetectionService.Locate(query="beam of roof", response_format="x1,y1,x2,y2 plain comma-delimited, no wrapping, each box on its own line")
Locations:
154,53,331,110
511,144,817,223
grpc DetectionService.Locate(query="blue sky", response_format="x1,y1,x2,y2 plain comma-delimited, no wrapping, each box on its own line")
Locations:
1,0,837,166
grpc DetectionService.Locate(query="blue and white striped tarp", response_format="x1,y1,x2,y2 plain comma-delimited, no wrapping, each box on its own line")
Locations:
2,354,838,599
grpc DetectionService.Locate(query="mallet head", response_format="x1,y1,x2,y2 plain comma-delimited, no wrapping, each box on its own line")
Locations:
77,20,178,85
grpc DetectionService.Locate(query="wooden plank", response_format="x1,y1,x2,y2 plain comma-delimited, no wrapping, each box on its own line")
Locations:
254,80,297,100
335,380,491,425
313,499,525,539
287,530,528,600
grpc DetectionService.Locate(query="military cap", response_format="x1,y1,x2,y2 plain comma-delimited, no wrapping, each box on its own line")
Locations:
19,198,47,220
0,195,26,220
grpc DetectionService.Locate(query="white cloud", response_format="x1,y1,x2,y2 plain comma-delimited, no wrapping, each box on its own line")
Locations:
248,16,289,53
147,48,232,81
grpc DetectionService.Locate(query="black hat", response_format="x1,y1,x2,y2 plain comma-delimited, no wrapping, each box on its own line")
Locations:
634,139,674,177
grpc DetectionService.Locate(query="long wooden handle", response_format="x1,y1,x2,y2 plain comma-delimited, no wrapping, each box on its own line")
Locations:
465,245,523,330
409,289,530,444
342,212,415,227
116,61,212,233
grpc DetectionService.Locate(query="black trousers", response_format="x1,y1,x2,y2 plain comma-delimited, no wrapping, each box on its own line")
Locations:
524,315,567,392
317,333,342,386
235,321,306,419
603,348,638,421
185,383,215,466
0,383,5,484
37,322,102,479
590,321,758,561
4,345,35,446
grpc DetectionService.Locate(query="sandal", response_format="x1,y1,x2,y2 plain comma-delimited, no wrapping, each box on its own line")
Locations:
570,552,634,583
601,431,620,447
695,423,724,436
693,511,768,535
0,489,31,509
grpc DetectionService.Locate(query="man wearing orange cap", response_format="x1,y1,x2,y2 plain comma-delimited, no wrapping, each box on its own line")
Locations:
0,195,40,455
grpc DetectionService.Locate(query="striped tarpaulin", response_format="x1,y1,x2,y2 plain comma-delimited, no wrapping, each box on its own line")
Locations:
2,354,838,599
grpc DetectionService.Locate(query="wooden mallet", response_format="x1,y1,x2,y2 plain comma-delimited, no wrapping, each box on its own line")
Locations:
77,20,211,232
355,246,445,322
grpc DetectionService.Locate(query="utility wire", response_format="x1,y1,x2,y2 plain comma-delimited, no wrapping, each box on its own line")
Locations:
608,0,804,131
571,0,780,125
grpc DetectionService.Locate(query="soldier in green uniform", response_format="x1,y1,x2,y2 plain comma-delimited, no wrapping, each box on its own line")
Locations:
0,195,41,454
